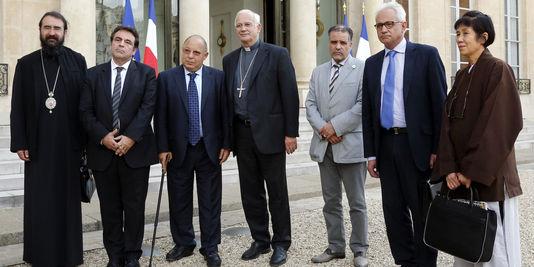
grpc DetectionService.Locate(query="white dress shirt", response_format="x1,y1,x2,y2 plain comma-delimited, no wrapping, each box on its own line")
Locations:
184,66,204,137
110,59,131,95
380,38,407,128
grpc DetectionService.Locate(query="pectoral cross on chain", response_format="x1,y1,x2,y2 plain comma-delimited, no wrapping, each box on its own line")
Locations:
237,87,245,98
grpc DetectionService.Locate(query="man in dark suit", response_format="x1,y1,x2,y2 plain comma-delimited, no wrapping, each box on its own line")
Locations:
361,2,446,266
222,9,299,266
80,26,157,267
154,35,230,267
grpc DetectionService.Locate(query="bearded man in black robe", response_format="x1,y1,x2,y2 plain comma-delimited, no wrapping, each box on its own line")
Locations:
10,11,87,266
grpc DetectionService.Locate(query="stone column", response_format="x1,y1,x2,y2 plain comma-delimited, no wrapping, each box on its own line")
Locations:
61,0,96,67
290,0,316,107
179,0,210,65
363,0,383,55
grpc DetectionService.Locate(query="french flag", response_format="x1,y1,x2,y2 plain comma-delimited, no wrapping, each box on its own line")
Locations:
356,15,371,61
144,0,158,76
122,0,141,61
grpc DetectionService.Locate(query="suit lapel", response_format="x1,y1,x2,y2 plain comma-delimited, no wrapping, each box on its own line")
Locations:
226,50,239,105
374,50,386,111
330,57,356,98
119,60,137,106
102,62,112,108
403,42,416,102
201,66,210,112
174,66,188,115
247,44,269,90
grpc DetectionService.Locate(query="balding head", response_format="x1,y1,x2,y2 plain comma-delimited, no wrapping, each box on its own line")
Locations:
183,34,208,52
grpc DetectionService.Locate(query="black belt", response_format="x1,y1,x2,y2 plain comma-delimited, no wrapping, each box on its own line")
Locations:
381,127,407,135
237,118,252,127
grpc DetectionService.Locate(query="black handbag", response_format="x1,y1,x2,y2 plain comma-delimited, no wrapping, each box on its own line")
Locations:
80,154,96,203
423,187,497,263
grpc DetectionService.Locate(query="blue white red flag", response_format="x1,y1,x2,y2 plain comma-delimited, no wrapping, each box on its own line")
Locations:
144,0,158,76
122,0,141,61
356,15,371,61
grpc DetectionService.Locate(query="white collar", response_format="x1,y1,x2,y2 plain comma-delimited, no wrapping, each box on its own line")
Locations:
184,65,203,77
111,58,132,71
384,38,407,56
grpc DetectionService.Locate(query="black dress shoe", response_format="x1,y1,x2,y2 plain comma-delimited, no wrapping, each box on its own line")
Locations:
241,242,271,260
269,247,287,266
166,245,195,262
202,251,222,267
124,258,140,267
106,259,122,267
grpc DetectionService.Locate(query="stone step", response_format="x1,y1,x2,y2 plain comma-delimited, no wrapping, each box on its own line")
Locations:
0,126,9,137
0,150,315,190
0,161,319,208
0,148,18,161
0,137,9,149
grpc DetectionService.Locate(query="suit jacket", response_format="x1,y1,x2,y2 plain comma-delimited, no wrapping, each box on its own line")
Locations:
154,65,230,166
223,42,299,154
80,60,158,171
10,47,87,157
306,56,366,163
362,42,446,171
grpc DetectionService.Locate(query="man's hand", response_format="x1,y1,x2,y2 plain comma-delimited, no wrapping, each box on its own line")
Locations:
115,135,135,156
219,149,230,165
429,154,437,169
327,134,343,144
367,159,379,178
101,129,119,151
16,150,30,161
159,152,172,173
319,122,337,139
285,136,297,154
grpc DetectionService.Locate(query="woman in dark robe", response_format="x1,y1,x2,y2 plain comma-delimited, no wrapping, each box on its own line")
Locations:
432,11,522,266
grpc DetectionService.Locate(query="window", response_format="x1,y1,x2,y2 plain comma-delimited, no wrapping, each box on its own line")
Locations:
505,0,520,78
450,0,471,74
96,0,146,65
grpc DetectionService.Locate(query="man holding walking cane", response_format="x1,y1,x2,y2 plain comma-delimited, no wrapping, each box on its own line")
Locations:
154,35,231,267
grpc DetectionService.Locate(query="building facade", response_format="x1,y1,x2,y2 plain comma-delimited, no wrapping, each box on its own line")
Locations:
0,0,532,125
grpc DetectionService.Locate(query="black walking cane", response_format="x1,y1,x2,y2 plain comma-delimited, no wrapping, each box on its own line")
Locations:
149,167,166,267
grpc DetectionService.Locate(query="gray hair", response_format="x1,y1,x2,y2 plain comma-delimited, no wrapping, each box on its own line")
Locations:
183,34,208,52
376,1,406,22
234,9,261,26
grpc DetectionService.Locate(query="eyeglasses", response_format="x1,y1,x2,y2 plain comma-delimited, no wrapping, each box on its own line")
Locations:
374,21,401,30
446,68,474,119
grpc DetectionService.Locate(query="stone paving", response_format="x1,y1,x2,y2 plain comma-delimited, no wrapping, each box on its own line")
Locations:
5,168,533,266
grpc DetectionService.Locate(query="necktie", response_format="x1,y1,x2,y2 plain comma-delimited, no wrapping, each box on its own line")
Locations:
381,50,397,129
187,72,201,145
329,64,340,93
112,67,123,130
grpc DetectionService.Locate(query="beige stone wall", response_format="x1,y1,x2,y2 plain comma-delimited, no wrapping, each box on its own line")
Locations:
519,0,534,119
61,0,96,68
0,0,60,125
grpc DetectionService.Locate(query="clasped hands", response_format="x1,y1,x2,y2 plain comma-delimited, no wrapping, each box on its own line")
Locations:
101,129,135,156
446,172,472,190
320,122,342,144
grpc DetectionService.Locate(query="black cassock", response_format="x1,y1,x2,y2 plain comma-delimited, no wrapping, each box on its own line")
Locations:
10,48,87,266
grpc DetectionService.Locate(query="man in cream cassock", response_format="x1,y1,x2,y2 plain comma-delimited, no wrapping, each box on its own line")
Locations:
306,25,369,267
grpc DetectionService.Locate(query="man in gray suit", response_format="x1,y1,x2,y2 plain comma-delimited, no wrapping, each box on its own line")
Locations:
306,25,368,267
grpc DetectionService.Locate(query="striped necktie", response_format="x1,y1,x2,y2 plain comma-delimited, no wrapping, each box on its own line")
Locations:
329,64,340,93
112,67,123,130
